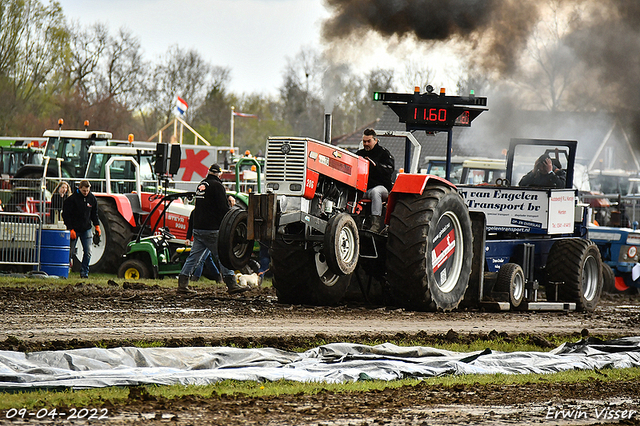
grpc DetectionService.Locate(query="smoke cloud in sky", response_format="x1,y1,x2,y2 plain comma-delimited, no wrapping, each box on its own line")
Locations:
321,0,640,156
321,0,640,95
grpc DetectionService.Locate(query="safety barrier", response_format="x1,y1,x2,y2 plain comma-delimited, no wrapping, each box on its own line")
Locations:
0,212,42,267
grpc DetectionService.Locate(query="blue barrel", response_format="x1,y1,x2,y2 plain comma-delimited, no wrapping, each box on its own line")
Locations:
36,229,70,278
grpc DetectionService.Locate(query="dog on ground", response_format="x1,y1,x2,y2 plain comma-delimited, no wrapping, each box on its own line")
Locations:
235,272,260,288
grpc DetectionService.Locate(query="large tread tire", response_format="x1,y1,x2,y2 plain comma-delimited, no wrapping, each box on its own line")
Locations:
494,263,525,308
117,259,150,280
218,207,254,271
73,199,134,273
602,263,616,294
323,213,359,276
545,238,603,311
386,185,473,311
270,240,351,306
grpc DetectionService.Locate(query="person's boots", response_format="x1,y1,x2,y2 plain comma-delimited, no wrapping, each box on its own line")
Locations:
368,215,384,233
224,274,249,294
177,274,196,294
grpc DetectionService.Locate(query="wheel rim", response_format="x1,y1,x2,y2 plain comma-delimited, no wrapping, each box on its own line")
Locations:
513,271,525,301
124,268,140,279
431,211,464,293
75,221,106,267
315,252,340,286
338,225,356,265
583,254,599,301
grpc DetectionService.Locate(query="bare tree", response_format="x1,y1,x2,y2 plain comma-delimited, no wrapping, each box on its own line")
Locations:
100,27,146,109
399,60,436,93
65,22,108,102
143,45,213,128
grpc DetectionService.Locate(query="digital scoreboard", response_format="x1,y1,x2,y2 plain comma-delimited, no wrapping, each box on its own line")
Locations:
373,88,487,131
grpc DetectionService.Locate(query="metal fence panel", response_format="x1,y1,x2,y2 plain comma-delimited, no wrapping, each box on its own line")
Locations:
0,212,41,266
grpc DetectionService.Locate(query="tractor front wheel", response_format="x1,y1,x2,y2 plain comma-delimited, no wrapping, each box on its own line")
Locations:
386,185,472,311
323,213,359,276
494,263,525,308
218,207,254,271
118,259,150,280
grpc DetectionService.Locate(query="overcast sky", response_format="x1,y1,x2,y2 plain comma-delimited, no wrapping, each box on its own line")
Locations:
57,0,463,99
58,0,331,96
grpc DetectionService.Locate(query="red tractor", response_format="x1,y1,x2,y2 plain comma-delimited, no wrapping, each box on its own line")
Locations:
218,87,488,310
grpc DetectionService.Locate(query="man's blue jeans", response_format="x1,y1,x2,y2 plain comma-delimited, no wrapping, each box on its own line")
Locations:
181,229,233,278
70,229,92,277
193,249,220,279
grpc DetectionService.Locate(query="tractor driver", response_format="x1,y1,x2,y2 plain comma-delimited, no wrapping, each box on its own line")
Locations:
519,152,566,188
357,128,395,233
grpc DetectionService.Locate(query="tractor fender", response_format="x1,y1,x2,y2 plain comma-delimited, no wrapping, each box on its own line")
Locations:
95,194,135,227
386,174,457,222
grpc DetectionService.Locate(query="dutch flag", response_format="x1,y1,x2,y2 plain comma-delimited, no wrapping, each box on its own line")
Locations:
175,96,188,116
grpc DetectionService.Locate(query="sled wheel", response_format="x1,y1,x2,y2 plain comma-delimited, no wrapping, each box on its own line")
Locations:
545,238,603,311
270,240,351,306
117,259,150,280
73,199,133,273
602,263,616,293
323,213,359,276
386,185,473,311
218,207,254,270
494,263,525,308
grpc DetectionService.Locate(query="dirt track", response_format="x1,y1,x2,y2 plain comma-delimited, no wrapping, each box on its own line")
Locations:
1,281,640,425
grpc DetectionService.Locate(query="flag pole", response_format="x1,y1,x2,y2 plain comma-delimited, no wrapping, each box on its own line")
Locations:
230,106,235,148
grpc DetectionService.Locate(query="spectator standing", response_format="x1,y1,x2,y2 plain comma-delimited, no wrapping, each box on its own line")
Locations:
177,163,248,294
50,181,71,224
62,180,100,278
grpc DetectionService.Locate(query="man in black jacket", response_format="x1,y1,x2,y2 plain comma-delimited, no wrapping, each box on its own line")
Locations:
356,128,395,233
177,163,248,294
63,180,101,278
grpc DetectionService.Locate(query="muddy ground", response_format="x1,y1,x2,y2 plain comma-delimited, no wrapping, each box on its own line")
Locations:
1,280,640,425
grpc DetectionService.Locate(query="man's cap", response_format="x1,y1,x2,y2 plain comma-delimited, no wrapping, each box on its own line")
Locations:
209,163,221,173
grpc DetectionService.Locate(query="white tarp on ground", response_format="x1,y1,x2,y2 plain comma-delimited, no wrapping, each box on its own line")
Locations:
1,337,640,390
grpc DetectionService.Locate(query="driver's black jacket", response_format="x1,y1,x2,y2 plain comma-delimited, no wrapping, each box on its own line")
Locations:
356,143,395,191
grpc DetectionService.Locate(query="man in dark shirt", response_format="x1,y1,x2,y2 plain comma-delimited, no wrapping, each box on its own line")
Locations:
63,180,100,278
519,153,566,188
177,163,248,294
356,128,395,233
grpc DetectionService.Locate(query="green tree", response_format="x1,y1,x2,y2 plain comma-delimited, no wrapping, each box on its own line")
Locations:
0,0,68,134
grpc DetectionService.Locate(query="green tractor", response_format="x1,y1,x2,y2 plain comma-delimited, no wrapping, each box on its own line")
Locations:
117,157,262,280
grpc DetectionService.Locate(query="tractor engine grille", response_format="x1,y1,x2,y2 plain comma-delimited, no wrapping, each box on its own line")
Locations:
265,138,307,195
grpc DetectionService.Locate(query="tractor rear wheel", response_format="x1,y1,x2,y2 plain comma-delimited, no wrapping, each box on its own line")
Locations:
545,238,603,311
118,259,150,280
270,240,351,306
494,263,525,308
72,199,133,273
386,185,472,311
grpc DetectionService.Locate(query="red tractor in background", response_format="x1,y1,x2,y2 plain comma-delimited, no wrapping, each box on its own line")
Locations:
9,121,193,273
219,87,488,310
